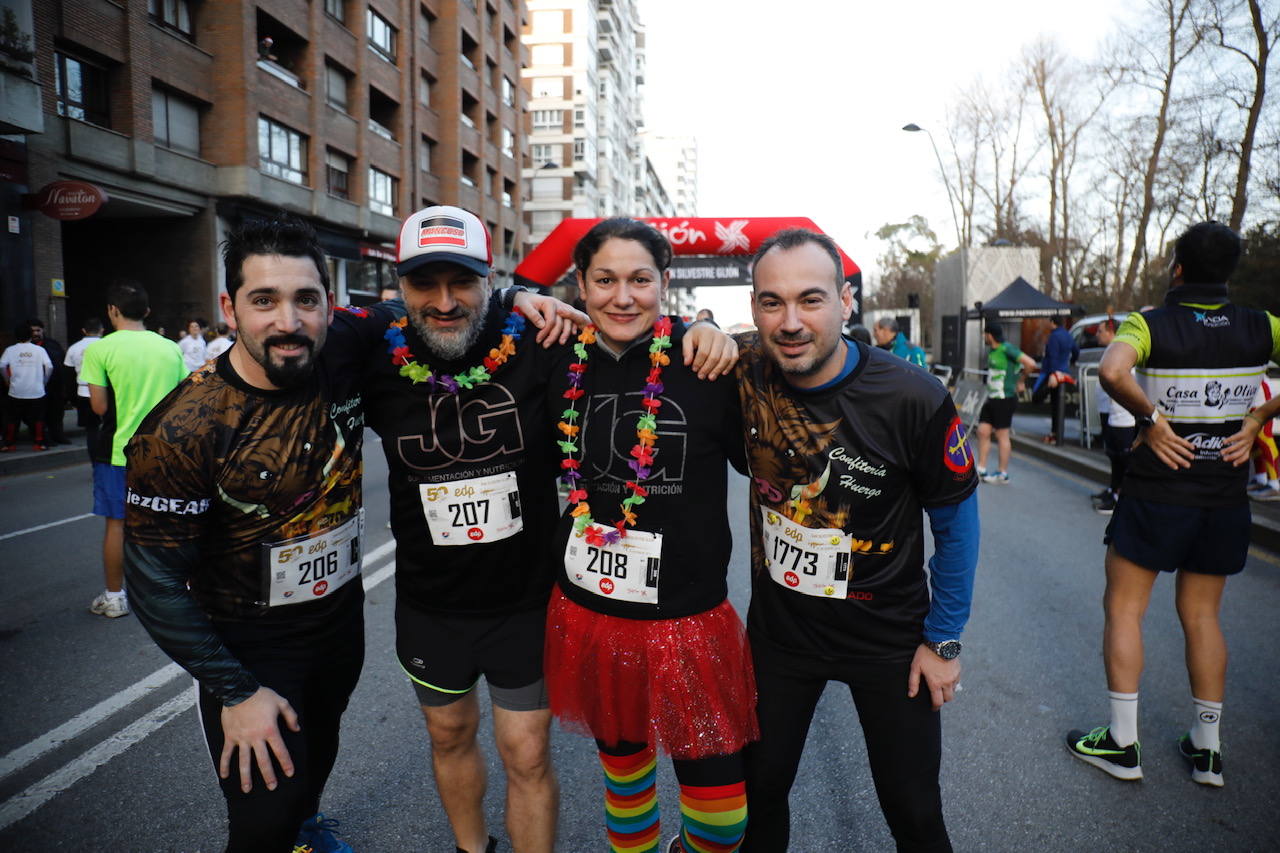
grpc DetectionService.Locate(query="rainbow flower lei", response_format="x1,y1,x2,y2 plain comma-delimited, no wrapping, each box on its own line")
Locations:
383,309,526,393
559,316,673,546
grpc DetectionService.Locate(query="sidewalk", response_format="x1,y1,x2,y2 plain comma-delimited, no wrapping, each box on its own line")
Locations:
0,409,89,477
1007,412,1280,553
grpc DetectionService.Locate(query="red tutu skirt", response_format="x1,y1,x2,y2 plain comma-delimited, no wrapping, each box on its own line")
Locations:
545,588,759,760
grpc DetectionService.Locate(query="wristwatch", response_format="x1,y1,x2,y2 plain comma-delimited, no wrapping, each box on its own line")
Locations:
926,640,962,660
1136,408,1161,429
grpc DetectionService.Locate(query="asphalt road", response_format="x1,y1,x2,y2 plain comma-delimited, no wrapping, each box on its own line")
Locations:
1,436,1278,852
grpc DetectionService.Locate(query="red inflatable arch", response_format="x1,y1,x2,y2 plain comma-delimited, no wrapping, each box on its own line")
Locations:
513,216,861,290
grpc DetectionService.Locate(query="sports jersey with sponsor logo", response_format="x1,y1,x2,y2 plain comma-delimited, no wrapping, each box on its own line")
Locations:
737,335,978,662
362,292,562,615
0,342,52,398
548,319,747,620
1114,286,1280,507
126,306,391,620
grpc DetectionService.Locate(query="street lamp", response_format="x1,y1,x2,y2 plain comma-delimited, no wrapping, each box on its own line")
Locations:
903,122,969,376
902,123,962,250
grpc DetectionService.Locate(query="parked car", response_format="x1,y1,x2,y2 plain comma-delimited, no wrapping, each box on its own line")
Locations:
1071,312,1131,365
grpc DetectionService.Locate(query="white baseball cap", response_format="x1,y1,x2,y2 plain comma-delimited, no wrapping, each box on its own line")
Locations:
395,205,492,278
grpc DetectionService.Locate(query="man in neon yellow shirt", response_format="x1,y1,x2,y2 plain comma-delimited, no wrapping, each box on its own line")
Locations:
80,280,187,618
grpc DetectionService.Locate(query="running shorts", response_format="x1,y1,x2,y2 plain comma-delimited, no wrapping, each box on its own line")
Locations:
395,599,549,711
1105,495,1250,576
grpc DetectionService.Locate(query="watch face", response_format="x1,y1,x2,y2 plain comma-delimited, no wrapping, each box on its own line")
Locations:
934,641,961,660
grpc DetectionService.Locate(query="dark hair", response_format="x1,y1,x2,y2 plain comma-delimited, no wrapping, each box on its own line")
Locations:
83,317,104,334
189,317,207,328
106,279,150,320
985,322,1004,342
26,317,43,330
222,216,329,300
13,322,31,342
1051,316,1065,327
1173,221,1241,285
846,323,872,345
214,322,229,336
751,228,843,290
572,217,672,274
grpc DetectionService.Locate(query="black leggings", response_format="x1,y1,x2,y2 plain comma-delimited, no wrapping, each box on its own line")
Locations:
197,619,364,853
743,636,951,853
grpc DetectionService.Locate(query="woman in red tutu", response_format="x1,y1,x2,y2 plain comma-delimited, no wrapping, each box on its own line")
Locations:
546,218,755,853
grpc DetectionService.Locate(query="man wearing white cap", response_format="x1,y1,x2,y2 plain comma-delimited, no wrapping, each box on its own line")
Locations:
362,206,571,853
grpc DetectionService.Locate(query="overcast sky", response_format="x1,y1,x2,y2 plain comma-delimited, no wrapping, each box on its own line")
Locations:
640,0,1134,325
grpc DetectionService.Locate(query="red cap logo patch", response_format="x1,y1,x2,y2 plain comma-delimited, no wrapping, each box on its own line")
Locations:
419,216,467,248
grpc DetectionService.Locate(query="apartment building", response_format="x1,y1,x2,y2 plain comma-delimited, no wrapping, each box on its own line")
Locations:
641,133,695,216
5,0,527,344
521,0,653,250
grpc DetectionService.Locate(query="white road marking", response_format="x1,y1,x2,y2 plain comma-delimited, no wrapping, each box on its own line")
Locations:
0,539,396,827
0,686,199,832
0,662,184,783
0,513,94,542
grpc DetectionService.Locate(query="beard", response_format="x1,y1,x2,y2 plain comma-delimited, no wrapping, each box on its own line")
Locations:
243,332,321,388
408,288,489,361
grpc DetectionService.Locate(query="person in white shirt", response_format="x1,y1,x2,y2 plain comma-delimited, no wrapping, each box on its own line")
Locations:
204,322,233,359
0,322,54,451
65,318,105,453
179,318,209,372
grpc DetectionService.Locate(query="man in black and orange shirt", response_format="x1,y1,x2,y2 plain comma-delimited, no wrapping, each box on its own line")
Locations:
124,218,390,853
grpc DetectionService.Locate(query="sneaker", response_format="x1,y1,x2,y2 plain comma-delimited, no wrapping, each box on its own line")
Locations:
296,814,353,853
1091,487,1112,501
89,592,130,619
1066,726,1142,780
1178,733,1224,787
1095,492,1117,515
1246,480,1272,494
976,468,988,479
0,445,12,453
454,837,497,853
1249,486,1280,502
667,836,685,853
983,471,1009,484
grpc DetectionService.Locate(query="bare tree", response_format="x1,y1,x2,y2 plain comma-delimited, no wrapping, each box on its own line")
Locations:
1108,0,1205,296
1206,0,1278,230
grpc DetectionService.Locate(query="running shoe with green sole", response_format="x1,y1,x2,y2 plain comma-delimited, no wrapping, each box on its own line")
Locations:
1066,725,1142,780
1178,733,1224,787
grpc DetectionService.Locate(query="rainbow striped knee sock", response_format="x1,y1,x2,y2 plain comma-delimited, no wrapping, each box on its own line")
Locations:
678,780,747,853
600,745,661,853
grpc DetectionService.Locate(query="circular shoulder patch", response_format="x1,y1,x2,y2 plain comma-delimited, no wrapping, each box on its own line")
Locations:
943,416,974,474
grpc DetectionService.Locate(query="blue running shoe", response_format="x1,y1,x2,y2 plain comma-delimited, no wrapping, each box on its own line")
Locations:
296,813,353,853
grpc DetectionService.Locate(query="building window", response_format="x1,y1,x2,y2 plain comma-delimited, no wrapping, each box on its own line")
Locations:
573,139,585,161
326,149,351,199
502,76,515,107
532,77,561,99
367,9,397,62
461,91,480,128
368,87,399,140
258,116,308,184
419,4,435,39
419,70,435,106
501,127,515,158
54,53,110,127
460,31,479,70
531,144,558,167
325,0,346,23
532,109,561,130
573,108,584,129
369,167,397,216
325,61,351,111
152,88,200,156
461,151,479,187
419,135,435,173
502,180,515,209
149,0,193,36
531,44,563,66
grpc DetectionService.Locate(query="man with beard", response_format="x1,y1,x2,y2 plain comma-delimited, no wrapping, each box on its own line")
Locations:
123,218,390,852
360,205,569,853
736,229,979,852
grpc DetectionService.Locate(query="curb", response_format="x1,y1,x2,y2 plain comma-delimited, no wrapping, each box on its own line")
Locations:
1012,433,1280,554
0,445,89,477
